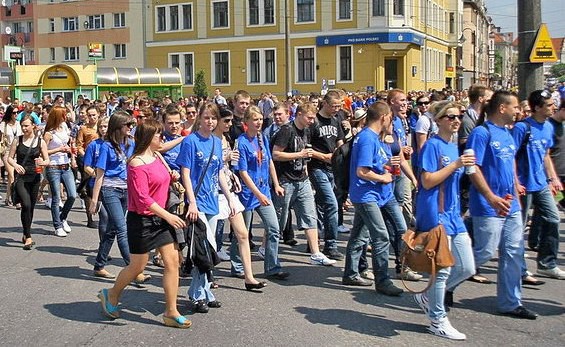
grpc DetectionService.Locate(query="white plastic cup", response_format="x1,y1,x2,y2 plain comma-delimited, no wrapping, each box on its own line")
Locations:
463,148,476,175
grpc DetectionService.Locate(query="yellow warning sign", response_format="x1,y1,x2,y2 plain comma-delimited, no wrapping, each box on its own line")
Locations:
529,23,558,63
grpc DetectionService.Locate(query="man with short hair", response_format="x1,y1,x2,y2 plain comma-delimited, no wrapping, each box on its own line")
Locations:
183,103,198,132
458,85,493,151
214,88,227,106
229,90,251,143
466,90,538,319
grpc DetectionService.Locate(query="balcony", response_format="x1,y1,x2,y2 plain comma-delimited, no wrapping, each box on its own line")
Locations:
1,32,34,48
0,2,34,21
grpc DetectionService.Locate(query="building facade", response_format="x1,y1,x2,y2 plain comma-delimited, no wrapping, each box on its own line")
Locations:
146,0,464,97
492,28,515,89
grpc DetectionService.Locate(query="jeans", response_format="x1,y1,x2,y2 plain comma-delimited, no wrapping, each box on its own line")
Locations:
393,173,414,228
344,201,394,285
231,206,282,275
381,199,408,272
310,168,339,251
273,180,317,231
15,176,41,238
45,166,77,229
94,187,129,270
520,186,560,270
473,213,524,312
215,219,225,251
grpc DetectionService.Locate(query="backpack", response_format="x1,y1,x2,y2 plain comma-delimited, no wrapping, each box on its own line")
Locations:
331,136,354,193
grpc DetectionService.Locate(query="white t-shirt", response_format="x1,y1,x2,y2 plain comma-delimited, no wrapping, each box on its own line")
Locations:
415,112,438,137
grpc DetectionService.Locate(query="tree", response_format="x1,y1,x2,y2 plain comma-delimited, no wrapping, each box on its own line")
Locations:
494,51,503,75
550,63,565,79
193,70,208,98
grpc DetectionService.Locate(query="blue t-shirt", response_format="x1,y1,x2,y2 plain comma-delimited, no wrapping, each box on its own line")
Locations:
393,115,408,146
512,118,553,192
416,135,466,235
236,133,272,211
162,132,183,172
83,138,104,188
176,132,223,215
467,121,520,217
349,127,394,206
95,139,134,180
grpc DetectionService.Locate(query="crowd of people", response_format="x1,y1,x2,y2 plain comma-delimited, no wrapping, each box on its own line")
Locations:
0,85,563,339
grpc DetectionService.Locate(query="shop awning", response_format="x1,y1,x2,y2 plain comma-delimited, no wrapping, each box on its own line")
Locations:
97,67,182,86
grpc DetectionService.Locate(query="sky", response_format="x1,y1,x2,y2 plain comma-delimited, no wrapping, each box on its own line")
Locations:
485,0,565,38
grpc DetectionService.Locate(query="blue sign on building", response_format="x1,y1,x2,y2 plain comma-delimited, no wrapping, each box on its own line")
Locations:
316,32,424,46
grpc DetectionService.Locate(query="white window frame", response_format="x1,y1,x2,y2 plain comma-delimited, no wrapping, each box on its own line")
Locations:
211,50,231,86
62,17,78,32
336,0,352,22
49,18,55,32
156,6,166,32
295,0,315,24
211,0,230,30
295,46,316,84
246,48,277,85
49,47,55,62
247,0,275,27
113,13,126,28
181,4,193,30
336,45,353,83
87,14,105,30
155,3,193,32
114,44,126,59
372,0,385,17
169,52,195,85
63,46,79,61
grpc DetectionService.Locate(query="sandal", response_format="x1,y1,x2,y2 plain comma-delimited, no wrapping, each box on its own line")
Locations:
97,289,119,319
152,255,165,268
522,275,545,286
468,274,493,284
163,315,192,329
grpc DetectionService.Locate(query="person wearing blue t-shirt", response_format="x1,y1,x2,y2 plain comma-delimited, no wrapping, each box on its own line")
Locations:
413,102,476,341
513,90,564,280
466,91,538,320
342,101,405,296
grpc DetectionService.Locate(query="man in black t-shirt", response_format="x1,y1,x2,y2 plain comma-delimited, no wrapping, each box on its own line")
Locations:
308,91,345,260
272,102,336,266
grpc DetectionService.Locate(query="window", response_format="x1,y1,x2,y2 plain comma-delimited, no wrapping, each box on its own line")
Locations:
114,13,126,28
49,18,55,32
338,46,352,81
64,47,79,61
114,44,126,58
338,0,351,20
182,4,192,30
393,0,404,16
27,21,33,33
170,6,179,30
213,51,230,84
50,48,55,62
247,48,276,84
87,15,105,30
170,53,194,85
212,1,229,28
62,17,78,31
14,22,22,33
248,0,274,26
296,0,314,22
157,7,166,31
296,47,315,82
372,0,384,17
449,12,455,34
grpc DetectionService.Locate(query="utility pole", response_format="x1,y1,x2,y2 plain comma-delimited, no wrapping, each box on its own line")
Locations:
517,0,543,100
284,0,291,97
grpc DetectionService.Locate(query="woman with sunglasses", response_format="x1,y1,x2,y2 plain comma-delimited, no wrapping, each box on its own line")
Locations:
1,105,23,205
412,101,476,340
43,106,77,236
89,111,149,283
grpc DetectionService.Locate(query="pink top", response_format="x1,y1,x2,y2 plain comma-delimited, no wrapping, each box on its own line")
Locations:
127,158,170,215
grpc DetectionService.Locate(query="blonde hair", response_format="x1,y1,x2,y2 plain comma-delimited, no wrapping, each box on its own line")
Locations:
296,102,318,116
430,101,462,121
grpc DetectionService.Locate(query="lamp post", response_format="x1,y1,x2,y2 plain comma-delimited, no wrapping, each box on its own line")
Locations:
459,27,475,88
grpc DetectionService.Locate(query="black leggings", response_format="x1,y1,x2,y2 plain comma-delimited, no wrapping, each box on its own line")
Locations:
15,176,41,238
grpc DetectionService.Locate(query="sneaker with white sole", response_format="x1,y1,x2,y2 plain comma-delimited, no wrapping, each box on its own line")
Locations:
257,247,266,260
414,293,429,315
427,317,466,340
54,228,68,237
398,267,423,281
62,220,71,233
216,249,230,261
360,269,375,280
337,225,350,233
310,252,337,266
537,267,565,280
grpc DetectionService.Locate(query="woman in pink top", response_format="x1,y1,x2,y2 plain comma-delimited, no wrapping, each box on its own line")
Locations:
97,119,191,329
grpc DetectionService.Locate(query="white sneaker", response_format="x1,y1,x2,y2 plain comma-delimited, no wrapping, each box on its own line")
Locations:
337,224,350,233
360,269,375,280
537,267,565,280
54,228,68,237
257,247,266,260
414,293,429,315
398,267,423,281
62,220,71,233
216,249,230,261
427,317,466,340
310,252,337,266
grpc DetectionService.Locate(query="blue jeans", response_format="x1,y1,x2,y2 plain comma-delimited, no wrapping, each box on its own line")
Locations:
215,219,225,251
427,232,475,321
309,168,339,251
473,213,524,312
94,187,129,270
344,200,401,285
45,166,77,229
272,180,317,231
394,173,414,227
520,186,560,270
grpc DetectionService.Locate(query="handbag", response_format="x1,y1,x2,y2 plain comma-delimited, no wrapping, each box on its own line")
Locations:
400,180,455,294
156,152,186,216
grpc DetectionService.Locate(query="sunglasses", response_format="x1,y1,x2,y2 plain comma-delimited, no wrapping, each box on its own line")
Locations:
417,101,430,106
441,114,464,121
222,118,233,124
123,121,136,128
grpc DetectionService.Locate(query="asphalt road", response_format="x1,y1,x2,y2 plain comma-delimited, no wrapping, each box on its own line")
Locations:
0,194,563,346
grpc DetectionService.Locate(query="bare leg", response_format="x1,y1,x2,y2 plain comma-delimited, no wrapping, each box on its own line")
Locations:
304,228,320,255
107,254,147,306
229,212,259,284
159,243,182,318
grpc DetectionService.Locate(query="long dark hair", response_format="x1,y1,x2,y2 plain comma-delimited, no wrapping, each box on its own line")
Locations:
129,119,163,162
2,105,17,124
105,110,132,156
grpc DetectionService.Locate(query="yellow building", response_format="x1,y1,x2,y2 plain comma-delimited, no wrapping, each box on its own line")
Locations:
146,0,463,97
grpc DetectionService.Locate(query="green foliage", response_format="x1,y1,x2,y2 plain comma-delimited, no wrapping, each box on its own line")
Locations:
494,51,503,75
550,63,565,79
193,70,208,98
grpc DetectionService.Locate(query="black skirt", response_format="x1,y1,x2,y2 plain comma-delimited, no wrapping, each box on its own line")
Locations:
126,211,176,254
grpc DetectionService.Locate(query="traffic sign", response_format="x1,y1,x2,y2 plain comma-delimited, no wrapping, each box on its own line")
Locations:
529,23,558,63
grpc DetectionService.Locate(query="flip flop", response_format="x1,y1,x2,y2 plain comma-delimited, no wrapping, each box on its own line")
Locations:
467,274,493,284
163,315,192,329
